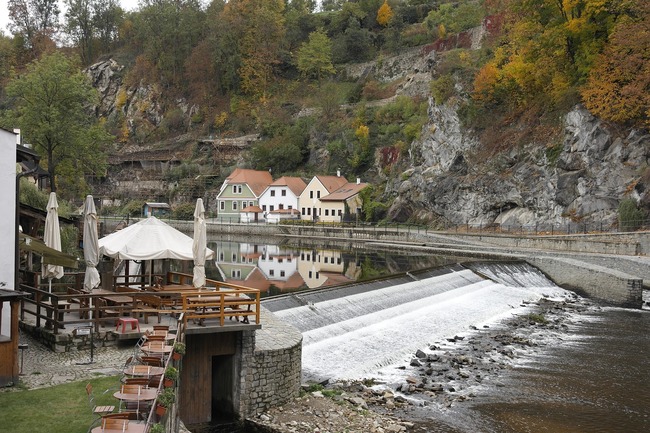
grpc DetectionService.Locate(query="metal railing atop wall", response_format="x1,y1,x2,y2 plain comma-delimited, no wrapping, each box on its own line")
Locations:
98,214,650,237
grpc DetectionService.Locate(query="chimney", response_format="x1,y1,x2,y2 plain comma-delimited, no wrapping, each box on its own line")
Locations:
356,178,360,184
336,169,340,177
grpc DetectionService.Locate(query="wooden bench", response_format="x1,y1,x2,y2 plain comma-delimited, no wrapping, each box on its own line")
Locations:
181,291,257,326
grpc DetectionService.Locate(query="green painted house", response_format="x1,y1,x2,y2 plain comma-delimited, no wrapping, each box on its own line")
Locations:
216,168,273,223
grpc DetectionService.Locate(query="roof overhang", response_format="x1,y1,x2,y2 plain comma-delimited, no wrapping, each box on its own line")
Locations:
19,233,79,268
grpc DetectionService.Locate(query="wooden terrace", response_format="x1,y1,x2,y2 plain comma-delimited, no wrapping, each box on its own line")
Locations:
19,272,261,337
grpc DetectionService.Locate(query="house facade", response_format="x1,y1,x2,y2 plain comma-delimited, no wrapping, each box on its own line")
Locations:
216,168,272,223
319,179,368,223
298,174,348,221
259,176,307,224
0,128,17,335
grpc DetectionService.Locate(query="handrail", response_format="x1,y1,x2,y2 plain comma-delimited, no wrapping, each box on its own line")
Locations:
18,271,262,334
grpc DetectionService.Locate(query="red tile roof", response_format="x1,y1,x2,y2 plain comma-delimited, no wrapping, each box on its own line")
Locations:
226,168,273,196
321,182,368,201
269,176,307,196
315,175,348,193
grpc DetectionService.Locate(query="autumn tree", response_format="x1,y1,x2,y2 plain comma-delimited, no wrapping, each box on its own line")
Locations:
297,29,335,81
376,0,394,27
5,52,112,197
581,2,650,127
8,0,60,55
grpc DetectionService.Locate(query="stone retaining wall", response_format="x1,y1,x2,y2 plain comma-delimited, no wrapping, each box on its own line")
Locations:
528,257,643,308
240,309,303,418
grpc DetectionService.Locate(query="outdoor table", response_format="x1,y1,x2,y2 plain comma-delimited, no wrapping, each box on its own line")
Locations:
90,421,147,433
113,387,158,402
155,284,196,292
123,365,164,377
140,342,173,356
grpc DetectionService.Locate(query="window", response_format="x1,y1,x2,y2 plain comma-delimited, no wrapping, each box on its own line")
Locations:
301,253,305,260
317,191,321,198
307,208,311,215
232,253,237,262
220,201,225,211
270,205,274,211
315,272,320,279
301,207,305,215
237,185,242,194
278,258,283,263
338,209,343,216
269,270,275,276
280,271,285,277
232,185,237,194
233,201,238,211
308,271,312,278
288,205,292,210
324,257,328,263
219,252,224,261
279,204,284,210
262,205,267,211
310,191,314,199
231,269,241,278
281,189,286,196
270,190,276,197
325,209,329,216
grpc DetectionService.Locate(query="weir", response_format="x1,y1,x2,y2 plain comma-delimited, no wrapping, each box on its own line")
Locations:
266,262,568,383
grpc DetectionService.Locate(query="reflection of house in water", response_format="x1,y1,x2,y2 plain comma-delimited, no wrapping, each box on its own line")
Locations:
213,242,306,295
213,241,260,282
297,249,361,289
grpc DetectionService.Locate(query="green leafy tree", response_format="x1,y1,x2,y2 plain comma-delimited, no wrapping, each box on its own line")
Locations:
297,29,335,81
6,52,112,198
64,0,94,64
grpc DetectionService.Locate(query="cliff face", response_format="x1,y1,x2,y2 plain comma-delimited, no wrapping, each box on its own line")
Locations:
386,100,650,228
86,47,649,227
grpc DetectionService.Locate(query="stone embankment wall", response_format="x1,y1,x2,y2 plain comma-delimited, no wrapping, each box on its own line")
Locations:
528,257,643,308
240,309,303,418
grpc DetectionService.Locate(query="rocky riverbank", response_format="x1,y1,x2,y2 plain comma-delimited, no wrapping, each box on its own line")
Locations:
250,293,591,433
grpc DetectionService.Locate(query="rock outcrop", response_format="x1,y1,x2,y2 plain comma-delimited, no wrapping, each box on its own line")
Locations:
386,101,650,228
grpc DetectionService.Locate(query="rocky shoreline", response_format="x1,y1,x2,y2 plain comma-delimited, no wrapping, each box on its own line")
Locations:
250,293,591,433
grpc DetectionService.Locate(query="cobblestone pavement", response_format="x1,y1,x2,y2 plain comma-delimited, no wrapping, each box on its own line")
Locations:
8,331,135,390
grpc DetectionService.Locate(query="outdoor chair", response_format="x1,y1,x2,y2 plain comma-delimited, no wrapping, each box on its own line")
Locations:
86,383,115,418
101,418,128,432
139,356,163,367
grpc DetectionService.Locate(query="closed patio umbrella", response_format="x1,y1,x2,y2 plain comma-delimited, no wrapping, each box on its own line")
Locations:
42,192,64,292
192,198,207,288
83,195,101,291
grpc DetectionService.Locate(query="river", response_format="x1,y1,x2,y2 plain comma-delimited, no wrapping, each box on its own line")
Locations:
203,238,650,432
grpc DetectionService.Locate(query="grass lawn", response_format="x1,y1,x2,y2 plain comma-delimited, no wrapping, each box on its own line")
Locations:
0,375,120,433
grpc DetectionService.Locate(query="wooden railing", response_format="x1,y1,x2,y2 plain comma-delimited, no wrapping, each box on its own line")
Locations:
19,272,261,334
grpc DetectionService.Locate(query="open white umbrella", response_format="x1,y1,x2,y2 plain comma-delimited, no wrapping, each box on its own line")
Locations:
42,192,64,292
192,198,207,288
83,195,101,291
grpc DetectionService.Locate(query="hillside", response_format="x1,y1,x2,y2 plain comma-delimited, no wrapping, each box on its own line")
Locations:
1,0,648,228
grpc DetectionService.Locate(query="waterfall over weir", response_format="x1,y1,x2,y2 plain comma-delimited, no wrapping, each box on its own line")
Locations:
265,262,569,383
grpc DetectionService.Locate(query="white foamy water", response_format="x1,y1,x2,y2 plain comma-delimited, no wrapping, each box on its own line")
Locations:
273,265,569,382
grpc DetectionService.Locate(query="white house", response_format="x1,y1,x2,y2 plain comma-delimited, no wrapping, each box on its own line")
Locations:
0,128,18,336
259,176,307,223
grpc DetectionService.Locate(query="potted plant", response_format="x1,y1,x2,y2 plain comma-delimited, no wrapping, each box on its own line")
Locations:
149,423,165,433
172,342,185,360
163,366,178,388
155,388,175,417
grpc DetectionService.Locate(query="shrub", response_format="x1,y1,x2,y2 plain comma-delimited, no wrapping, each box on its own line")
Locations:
172,203,195,220
618,199,645,231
